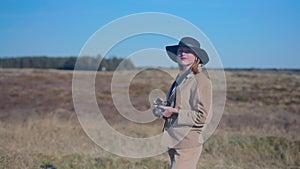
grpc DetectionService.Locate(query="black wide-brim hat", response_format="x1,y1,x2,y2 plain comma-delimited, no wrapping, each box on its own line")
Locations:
166,37,209,65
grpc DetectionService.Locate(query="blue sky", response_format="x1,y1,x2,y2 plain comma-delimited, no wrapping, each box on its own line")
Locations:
0,0,299,68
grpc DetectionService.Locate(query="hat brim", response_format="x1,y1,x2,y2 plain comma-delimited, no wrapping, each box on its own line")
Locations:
166,45,209,65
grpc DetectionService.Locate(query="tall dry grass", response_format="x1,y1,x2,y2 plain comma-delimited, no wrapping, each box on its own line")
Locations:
1,116,298,169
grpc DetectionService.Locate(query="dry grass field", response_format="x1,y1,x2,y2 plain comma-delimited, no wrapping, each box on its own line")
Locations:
0,68,299,169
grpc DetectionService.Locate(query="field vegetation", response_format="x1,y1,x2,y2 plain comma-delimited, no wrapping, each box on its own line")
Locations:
0,68,299,169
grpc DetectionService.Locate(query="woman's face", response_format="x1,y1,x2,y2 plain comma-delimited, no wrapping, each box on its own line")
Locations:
177,46,197,66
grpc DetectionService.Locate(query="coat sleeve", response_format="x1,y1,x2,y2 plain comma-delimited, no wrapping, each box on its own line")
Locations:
177,74,212,127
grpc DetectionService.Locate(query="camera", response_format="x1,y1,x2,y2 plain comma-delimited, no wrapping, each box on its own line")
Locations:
152,98,168,117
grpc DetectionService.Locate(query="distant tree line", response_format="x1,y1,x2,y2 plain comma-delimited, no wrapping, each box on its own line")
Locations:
0,56,135,71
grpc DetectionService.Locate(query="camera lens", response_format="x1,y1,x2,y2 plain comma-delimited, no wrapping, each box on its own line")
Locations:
152,107,164,117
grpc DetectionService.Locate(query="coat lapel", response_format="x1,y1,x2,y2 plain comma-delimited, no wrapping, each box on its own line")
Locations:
177,72,193,90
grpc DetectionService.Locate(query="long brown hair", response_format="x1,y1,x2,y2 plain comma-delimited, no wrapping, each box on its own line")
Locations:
190,58,201,74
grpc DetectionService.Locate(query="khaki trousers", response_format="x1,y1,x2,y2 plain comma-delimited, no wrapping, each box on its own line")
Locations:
168,146,202,169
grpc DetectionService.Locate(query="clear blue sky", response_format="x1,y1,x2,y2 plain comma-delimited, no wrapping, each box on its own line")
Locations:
1,0,299,68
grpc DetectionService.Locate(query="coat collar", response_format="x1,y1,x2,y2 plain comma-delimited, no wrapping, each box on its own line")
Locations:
177,66,203,88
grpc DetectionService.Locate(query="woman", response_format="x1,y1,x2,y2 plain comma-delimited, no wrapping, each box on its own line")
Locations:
156,37,212,169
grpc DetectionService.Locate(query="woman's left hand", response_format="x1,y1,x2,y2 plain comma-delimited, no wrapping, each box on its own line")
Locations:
159,106,179,118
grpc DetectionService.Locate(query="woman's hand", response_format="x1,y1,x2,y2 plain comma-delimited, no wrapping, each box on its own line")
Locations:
158,106,179,118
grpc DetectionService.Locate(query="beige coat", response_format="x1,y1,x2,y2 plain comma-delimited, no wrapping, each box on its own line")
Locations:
162,69,212,149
